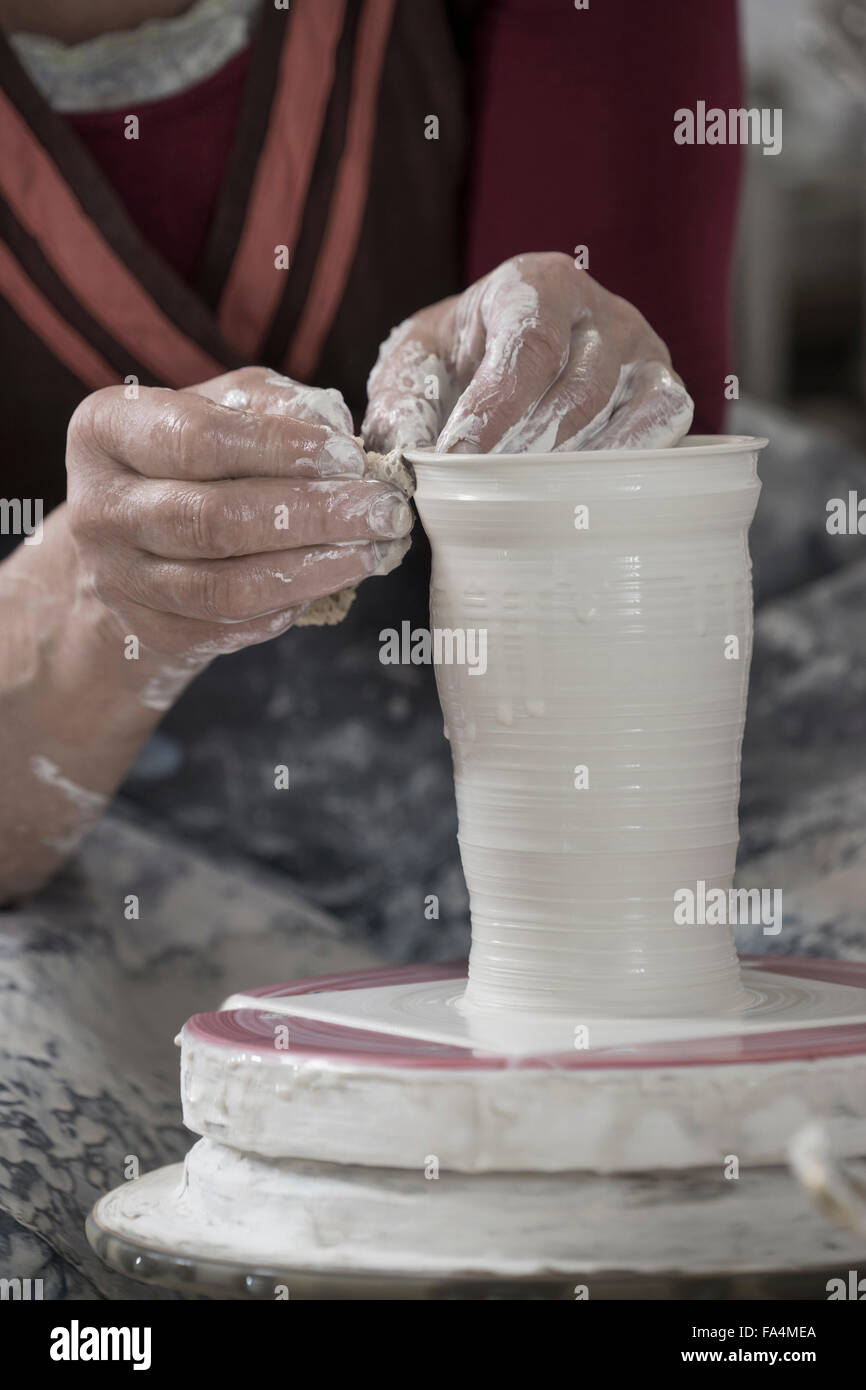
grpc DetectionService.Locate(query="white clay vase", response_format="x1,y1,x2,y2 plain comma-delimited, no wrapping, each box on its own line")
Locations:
407,436,767,1019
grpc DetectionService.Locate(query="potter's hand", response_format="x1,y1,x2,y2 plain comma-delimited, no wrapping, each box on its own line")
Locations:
66,367,412,664
363,252,693,454
2,367,415,902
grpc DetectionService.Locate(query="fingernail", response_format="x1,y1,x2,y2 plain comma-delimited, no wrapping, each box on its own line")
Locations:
370,536,411,574
435,428,472,454
436,410,482,454
367,491,413,538
318,434,365,477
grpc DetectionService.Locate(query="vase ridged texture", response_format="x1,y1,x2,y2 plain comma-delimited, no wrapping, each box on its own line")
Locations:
412,442,764,1018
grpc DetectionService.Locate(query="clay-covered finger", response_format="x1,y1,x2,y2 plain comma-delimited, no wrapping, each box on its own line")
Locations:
574,361,694,450
362,313,454,453
436,260,574,454
103,476,414,559
69,384,366,482
493,323,622,454
189,367,355,434
121,537,410,623
114,594,314,671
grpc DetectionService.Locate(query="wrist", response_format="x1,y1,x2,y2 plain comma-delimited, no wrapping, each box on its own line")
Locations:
3,506,203,735
63,568,210,725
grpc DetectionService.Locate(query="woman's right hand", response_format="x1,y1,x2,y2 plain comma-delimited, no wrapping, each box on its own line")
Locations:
65,368,412,695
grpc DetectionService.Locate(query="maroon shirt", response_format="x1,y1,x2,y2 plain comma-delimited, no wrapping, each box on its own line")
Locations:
467,0,743,434
64,48,252,283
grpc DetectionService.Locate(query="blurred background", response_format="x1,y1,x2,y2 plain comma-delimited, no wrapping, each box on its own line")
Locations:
735,0,866,442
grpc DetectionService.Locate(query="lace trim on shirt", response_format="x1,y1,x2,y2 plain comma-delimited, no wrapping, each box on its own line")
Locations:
10,0,261,113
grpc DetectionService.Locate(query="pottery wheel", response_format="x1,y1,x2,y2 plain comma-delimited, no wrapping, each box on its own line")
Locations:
89,955,866,1296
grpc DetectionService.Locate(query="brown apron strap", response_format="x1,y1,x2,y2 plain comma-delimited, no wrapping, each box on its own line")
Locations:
285,0,397,382
217,0,348,359
0,87,225,386
0,237,116,389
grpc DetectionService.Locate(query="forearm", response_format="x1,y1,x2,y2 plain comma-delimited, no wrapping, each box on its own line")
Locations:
0,507,191,903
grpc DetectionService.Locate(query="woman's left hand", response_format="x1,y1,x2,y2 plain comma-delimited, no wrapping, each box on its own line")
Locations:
363,252,693,456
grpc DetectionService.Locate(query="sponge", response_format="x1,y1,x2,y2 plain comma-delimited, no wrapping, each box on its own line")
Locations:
294,448,416,627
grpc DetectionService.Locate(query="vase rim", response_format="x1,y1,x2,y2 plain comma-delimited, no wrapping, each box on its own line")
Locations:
404,434,769,466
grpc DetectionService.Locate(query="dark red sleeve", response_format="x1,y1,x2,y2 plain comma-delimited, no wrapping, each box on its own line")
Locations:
465,0,744,433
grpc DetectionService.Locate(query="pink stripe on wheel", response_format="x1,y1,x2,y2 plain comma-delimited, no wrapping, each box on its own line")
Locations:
185,957,866,1070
